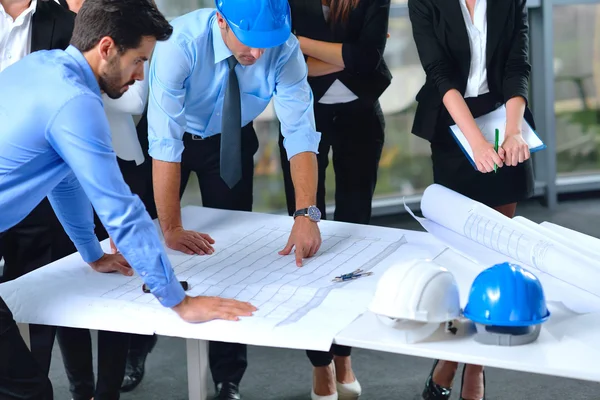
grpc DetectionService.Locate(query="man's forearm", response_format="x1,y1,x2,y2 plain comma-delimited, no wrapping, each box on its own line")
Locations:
289,152,318,209
152,159,183,234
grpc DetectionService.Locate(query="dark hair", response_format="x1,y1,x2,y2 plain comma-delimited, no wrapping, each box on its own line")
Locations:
71,0,173,53
328,0,360,25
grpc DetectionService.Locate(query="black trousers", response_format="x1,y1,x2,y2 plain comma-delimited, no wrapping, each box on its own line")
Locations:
278,99,385,223
56,329,129,400
0,296,53,400
57,114,158,400
180,125,259,385
0,198,75,378
278,99,385,367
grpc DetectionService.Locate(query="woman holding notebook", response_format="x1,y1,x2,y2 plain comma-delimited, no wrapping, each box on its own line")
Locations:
408,0,535,398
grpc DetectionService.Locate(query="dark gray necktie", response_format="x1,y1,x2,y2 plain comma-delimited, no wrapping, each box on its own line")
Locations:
220,56,242,189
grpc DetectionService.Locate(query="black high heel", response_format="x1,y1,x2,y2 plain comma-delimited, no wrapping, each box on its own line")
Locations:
459,364,486,400
422,360,452,400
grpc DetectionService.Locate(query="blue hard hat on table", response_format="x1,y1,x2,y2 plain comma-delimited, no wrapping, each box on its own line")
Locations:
464,262,550,327
215,0,291,49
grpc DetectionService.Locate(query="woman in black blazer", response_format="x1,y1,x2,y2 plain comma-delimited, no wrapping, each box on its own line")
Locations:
408,0,534,398
278,0,391,399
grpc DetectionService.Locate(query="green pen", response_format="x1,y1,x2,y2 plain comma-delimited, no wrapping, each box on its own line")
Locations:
494,128,499,173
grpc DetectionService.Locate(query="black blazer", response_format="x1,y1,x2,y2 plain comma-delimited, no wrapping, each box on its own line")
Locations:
31,0,75,53
289,0,393,105
408,0,535,141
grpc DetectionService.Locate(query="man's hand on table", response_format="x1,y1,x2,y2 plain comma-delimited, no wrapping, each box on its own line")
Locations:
164,227,215,256
88,253,133,276
279,216,322,267
172,296,257,323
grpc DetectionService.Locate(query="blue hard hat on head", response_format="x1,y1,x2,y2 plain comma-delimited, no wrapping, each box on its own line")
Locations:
215,0,291,49
464,262,550,327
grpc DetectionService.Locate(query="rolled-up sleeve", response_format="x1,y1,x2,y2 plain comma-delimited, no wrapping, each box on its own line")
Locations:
147,37,193,163
341,0,391,75
47,173,104,263
503,0,531,104
274,37,321,160
408,0,461,98
47,94,185,308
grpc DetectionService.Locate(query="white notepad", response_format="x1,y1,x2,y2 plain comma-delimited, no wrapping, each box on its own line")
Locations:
448,105,546,169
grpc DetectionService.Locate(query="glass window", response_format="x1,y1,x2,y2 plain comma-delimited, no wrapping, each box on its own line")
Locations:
158,1,433,211
553,3,600,177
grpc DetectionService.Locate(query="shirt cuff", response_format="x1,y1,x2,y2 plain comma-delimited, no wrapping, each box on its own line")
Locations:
149,277,187,308
282,131,321,160
148,136,185,163
77,240,104,264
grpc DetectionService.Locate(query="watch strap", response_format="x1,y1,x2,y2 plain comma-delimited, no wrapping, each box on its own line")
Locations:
293,208,308,219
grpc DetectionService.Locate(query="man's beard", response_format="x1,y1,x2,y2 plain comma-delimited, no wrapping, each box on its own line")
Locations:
99,56,134,99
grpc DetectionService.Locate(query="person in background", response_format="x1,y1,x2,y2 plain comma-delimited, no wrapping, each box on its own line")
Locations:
54,61,156,400
0,0,75,385
278,1,391,399
408,0,534,398
147,0,322,398
0,1,256,399
54,0,160,395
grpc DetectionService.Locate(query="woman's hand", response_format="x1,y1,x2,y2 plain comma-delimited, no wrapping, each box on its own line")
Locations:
501,132,530,166
471,138,504,173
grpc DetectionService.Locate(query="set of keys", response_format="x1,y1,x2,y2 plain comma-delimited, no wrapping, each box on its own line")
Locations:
332,268,374,282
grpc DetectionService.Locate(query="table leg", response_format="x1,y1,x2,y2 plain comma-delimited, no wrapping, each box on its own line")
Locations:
186,339,210,400
17,323,30,350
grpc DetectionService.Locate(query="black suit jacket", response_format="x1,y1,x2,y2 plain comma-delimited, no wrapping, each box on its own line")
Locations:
30,0,75,53
408,0,534,141
289,0,393,105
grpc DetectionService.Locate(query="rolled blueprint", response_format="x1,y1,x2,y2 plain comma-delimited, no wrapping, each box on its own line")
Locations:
420,184,600,297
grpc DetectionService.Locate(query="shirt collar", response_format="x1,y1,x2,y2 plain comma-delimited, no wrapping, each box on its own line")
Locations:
0,0,37,24
211,15,232,65
65,45,102,96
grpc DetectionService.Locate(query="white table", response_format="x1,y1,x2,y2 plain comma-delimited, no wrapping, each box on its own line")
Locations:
4,207,600,400
335,309,600,384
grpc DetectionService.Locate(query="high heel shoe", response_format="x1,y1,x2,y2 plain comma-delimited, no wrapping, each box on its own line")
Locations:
311,362,339,400
311,390,338,400
336,379,361,400
333,358,361,400
422,360,452,400
459,364,486,400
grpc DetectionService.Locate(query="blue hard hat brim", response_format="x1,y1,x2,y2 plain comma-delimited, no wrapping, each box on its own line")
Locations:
228,21,291,49
463,309,551,327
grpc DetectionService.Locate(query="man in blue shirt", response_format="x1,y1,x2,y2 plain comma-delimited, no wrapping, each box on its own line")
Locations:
148,1,323,398
0,1,255,398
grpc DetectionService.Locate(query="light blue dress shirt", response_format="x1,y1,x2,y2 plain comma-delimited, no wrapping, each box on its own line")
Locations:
148,9,321,163
0,46,185,308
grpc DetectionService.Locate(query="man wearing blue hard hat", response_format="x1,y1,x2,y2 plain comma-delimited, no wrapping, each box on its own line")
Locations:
147,0,322,398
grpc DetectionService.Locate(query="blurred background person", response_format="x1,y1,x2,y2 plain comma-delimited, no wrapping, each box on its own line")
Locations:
54,0,160,397
0,0,75,389
278,0,392,399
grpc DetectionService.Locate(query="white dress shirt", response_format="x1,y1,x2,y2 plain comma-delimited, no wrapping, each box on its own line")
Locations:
103,61,149,165
0,0,37,73
49,0,147,164
459,0,489,98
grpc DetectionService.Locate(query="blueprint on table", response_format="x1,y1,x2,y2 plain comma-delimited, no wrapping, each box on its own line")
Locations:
0,206,447,351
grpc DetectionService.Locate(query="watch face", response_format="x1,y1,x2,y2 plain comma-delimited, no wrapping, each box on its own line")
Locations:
307,206,321,222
